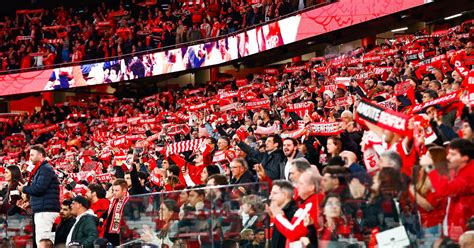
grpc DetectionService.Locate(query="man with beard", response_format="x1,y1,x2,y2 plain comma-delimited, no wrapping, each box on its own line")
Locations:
235,134,285,180
281,138,305,180
54,200,76,248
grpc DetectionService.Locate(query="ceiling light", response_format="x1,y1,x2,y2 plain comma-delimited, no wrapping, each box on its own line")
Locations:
391,27,408,32
444,13,462,20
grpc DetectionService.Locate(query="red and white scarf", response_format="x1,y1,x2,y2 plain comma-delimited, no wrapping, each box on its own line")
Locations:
107,192,130,234
285,102,314,118
308,122,343,136
165,138,205,156
409,91,461,114
245,99,270,110
356,99,411,136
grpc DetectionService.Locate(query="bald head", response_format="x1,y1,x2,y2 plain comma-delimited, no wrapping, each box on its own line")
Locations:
460,231,474,248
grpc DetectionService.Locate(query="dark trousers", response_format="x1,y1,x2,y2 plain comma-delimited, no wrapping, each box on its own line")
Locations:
104,232,120,247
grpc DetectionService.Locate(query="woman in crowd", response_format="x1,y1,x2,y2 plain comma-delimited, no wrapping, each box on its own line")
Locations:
1,165,24,215
361,167,406,233
183,164,221,187
410,146,448,247
141,199,180,247
325,136,343,163
241,194,266,231
319,193,361,247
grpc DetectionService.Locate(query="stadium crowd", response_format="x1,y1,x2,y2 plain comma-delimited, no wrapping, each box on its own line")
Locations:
0,18,473,248
0,0,324,71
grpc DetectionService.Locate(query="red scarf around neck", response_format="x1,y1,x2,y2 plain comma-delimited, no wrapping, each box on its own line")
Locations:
106,192,130,234
28,160,44,184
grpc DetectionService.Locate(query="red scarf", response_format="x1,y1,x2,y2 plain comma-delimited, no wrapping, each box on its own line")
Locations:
106,192,129,234
28,160,44,184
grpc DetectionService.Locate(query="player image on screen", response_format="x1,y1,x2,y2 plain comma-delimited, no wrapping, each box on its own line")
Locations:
264,22,284,50
184,44,207,69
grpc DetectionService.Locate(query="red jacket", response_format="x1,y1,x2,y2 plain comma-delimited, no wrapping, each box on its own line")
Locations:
274,193,319,246
428,160,474,241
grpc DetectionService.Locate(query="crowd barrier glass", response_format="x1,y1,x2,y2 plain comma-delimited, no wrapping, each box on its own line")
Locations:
120,182,271,248
0,214,34,247
0,172,450,247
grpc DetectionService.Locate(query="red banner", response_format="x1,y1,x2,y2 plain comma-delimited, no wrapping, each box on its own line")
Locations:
409,91,460,113
356,99,410,136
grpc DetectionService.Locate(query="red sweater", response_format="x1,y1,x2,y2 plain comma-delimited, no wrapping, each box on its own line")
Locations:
91,198,110,217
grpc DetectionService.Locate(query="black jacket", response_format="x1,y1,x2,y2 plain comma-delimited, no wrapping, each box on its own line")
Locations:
54,217,76,246
238,142,285,180
230,170,256,185
271,200,297,248
70,213,99,248
1,184,23,215
23,160,60,213
230,170,257,195
129,163,148,195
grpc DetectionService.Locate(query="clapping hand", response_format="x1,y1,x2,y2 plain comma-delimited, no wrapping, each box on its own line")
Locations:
269,202,283,216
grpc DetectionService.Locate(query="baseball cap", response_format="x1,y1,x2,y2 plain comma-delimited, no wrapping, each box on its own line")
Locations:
72,195,90,209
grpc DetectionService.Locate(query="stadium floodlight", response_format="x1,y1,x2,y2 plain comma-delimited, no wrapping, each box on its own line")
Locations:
444,13,462,20
391,27,408,32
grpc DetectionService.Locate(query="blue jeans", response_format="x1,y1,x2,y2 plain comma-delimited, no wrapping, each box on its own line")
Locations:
421,225,441,248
